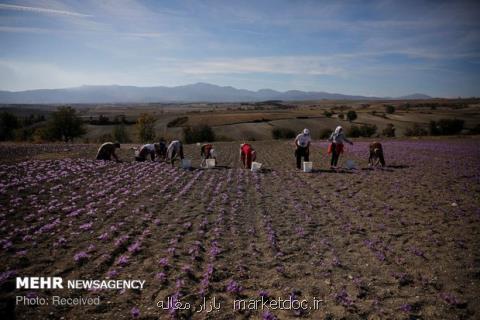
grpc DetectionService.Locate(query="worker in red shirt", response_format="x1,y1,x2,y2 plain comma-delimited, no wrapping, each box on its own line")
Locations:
239,143,256,169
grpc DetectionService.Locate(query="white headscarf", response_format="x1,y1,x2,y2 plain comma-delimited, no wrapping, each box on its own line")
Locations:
303,128,310,135
334,126,343,134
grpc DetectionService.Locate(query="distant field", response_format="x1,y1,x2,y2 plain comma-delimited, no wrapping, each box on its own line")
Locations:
2,99,480,142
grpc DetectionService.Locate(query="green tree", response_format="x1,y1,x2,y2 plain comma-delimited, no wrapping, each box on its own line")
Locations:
319,128,332,139
183,125,215,143
112,123,130,143
272,127,296,139
348,124,377,137
405,123,428,136
136,113,156,142
429,121,439,135
384,105,395,114
382,123,396,137
41,107,85,142
346,110,357,122
0,111,20,141
323,110,333,118
436,119,464,135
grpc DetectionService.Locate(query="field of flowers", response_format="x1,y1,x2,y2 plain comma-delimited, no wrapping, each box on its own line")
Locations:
0,137,479,319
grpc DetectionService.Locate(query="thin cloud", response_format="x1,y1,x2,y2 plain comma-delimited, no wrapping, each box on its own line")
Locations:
0,3,92,17
155,56,346,76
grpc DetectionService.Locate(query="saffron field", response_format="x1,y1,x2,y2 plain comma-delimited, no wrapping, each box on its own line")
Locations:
0,138,479,319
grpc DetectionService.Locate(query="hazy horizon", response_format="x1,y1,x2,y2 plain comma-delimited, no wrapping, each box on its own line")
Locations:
0,0,479,98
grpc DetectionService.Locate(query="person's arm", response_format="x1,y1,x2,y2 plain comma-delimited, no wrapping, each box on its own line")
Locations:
343,134,353,145
179,145,184,159
328,133,333,142
294,136,299,147
112,150,120,162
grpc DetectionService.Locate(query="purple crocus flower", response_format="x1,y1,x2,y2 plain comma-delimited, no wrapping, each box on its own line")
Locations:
117,255,129,267
0,270,17,284
131,306,140,318
98,232,109,241
128,241,141,254
159,257,169,269
262,311,278,320
155,272,166,283
77,222,92,231
259,290,269,299
439,292,463,307
334,288,353,306
74,251,89,264
107,269,118,278
226,280,242,294
400,304,412,312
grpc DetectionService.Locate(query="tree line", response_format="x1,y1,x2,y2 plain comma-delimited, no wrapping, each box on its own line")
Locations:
1,106,477,143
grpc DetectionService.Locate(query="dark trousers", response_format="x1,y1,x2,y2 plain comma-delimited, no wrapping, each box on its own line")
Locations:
296,147,309,169
331,143,340,166
96,154,110,161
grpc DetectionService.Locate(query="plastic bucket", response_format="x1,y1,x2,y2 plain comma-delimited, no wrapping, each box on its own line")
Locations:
346,160,356,170
303,161,313,173
181,159,192,169
206,159,216,168
251,162,262,172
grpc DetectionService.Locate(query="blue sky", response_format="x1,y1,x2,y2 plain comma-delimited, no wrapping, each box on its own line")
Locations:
0,0,479,97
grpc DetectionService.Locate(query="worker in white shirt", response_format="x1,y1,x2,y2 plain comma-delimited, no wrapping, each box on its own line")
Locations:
167,140,184,166
294,128,311,169
135,143,161,162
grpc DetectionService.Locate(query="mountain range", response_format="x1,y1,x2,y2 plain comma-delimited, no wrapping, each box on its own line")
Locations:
0,83,432,104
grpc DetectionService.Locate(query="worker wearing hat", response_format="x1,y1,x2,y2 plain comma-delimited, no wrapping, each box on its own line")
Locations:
294,128,311,169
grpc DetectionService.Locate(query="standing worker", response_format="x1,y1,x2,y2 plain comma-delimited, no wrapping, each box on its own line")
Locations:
96,142,121,162
240,143,256,169
167,140,184,166
294,128,311,169
328,126,353,169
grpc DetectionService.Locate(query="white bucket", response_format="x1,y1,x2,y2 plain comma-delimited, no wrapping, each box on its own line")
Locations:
303,161,313,173
181,159,192,169
206,159,216,168
251,162,262,172
346,160,356,170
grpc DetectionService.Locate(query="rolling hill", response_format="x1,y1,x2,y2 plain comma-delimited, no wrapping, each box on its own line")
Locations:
0,83,431,104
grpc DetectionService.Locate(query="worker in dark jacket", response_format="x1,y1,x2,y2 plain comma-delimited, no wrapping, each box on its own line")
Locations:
158,138,167,160
368,141,386,167
96,142,121,162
